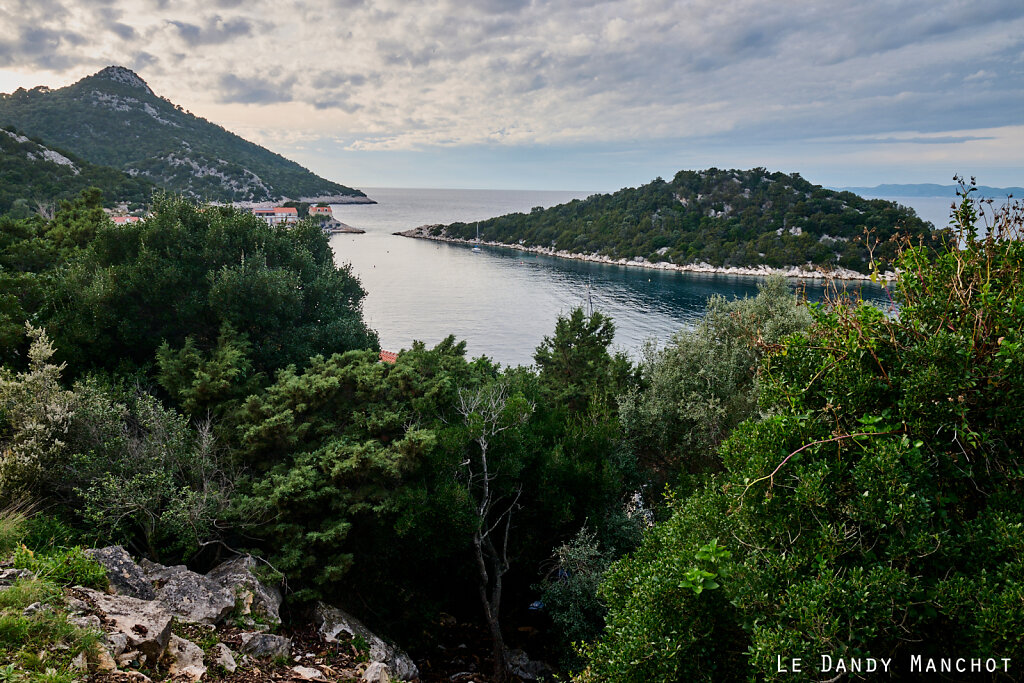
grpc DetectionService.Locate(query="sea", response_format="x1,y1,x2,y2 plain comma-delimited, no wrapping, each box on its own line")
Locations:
329,188,936,368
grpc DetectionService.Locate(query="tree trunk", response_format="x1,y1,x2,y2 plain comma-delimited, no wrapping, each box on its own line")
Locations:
475,534,510,682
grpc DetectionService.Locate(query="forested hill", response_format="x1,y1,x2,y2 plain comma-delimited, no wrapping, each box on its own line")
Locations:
442,168,940,273
0,66,367,204
1,127,152,215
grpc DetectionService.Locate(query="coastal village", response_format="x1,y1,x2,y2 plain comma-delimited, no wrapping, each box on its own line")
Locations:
107,203,365,233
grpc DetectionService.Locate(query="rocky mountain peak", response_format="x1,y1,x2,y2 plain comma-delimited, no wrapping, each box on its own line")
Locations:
91,66,154,95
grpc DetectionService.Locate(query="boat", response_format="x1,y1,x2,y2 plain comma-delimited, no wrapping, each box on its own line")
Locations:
472,223,481,253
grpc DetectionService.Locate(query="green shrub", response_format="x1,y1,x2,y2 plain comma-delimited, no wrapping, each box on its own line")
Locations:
12,546,107,589
576,184,1024,681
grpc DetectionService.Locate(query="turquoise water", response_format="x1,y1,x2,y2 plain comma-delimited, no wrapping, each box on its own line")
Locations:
330,188,898,368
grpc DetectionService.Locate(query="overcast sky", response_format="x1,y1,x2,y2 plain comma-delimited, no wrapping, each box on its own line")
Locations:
1,0,1022,191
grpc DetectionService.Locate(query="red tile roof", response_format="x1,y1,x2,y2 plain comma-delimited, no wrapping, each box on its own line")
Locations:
379,350,398,364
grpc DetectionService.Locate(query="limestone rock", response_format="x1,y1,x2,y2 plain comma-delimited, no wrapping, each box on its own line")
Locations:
292,665,327,680
92,645,118,672
139,559,234,625
237,632,291,659
75,589,173,663
206,555,282,626
362,662,391,683
75,587,173,666
212,643,237,673
315,603,418,681
69,614,102,631
85,546,155,600
0,568,34,587
507,648,553,681
162,634,207,681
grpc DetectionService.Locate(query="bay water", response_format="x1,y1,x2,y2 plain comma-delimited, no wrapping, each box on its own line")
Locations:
330,188,907,368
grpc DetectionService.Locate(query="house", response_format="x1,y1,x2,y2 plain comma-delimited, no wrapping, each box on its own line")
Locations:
309,205,333,217
110,216,143,225
253,207,299,225
379,350,398,364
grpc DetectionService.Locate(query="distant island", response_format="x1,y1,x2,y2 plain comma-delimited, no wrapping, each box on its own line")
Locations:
840,183,1024,198
397,168,942,279
0,66,370,205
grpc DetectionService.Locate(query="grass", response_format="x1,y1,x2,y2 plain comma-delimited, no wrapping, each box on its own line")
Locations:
10,545,108,590
0,504,108,681
0,503,30,557
0,578,104,681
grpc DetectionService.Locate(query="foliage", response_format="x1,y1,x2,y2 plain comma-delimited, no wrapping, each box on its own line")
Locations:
45,194,377,382
537,526,618,669
576,184,1024,681
233,339,482,606
0,128,152,216
11,545,108,590
0,326,75,497
72,385,236,562
441,169,941,273
619,276,811,483
0,68,364,203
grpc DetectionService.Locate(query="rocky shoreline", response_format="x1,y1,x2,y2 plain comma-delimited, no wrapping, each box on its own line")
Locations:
394,225,898,282
299,195,377,205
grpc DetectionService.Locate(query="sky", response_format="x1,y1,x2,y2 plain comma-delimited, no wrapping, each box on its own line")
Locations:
1,0,1023,192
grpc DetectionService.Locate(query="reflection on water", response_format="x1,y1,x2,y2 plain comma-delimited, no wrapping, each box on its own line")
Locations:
331,188,895,368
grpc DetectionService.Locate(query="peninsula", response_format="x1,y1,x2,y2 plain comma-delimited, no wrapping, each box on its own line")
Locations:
397,168,942,279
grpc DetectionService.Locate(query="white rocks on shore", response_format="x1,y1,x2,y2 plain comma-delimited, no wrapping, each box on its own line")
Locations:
394,225,897,282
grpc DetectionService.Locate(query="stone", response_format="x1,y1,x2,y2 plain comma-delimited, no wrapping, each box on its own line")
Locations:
85,546,155,600
237,632,291,659
212,643,237,674
75,587,173,666
139,559,235,625
0,568,34,585
71,651,88,672
162,634,207,681
107,632,130,657
69,614,102,631
292,665,327,680
206,555,282,626
22,602,43,615
117,650,143,668
362,662,391,683
93,645,118,673
315,603,418,681
507,648,553,681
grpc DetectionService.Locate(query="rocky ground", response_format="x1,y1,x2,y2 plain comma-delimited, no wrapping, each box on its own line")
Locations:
2,546,551,683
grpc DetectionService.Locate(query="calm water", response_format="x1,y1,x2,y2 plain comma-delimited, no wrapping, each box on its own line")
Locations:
331,188,899,368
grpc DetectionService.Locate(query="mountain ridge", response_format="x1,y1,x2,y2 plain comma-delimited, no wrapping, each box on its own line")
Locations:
839,183,1024,198
0,126,153,215
0,66,370,204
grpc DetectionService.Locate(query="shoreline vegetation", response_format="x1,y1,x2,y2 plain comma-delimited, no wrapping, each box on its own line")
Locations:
394,225,898,281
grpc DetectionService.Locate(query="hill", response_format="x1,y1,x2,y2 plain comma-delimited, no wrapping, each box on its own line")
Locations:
410,168,942,276
0,66,368,204
1,127,153,216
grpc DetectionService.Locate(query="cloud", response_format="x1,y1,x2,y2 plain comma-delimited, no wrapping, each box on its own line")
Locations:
168,15,253,46
0,0,1022,180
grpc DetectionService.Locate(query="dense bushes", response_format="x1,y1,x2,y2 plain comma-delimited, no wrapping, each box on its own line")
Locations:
575,184,1024,681
44,194,377,379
